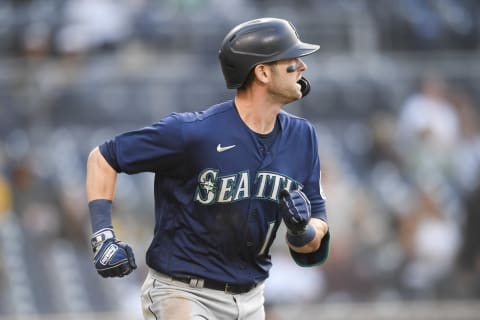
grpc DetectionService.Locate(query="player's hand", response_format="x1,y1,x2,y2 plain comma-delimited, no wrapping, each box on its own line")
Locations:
279,189,311,234
91,228,137,278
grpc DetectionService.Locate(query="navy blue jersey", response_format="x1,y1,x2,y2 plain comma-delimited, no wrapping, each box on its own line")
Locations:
100,100,328,285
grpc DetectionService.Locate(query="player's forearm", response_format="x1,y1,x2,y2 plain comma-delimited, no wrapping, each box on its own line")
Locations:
287,218,328,254
86,147,117,201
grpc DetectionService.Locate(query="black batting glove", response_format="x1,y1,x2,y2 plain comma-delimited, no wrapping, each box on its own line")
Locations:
91,228,137,278
279,189,312,234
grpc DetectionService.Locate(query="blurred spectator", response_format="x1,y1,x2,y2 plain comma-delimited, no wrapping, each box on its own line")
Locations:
366,112,405,171
365,112,414,217
447,86,480,192
396,73,460,179
397,185,461,299
20,21,51,60
55,0,132,55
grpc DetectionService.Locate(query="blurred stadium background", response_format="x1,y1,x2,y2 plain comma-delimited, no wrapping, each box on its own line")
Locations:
1,0,480,319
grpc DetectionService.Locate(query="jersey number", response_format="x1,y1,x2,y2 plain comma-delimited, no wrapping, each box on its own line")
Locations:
257,221,275,256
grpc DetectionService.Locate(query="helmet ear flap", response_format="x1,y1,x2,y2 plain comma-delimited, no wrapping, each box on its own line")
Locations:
298,77,311,98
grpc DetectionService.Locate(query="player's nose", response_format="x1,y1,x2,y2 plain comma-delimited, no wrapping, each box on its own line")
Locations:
297,58,307,72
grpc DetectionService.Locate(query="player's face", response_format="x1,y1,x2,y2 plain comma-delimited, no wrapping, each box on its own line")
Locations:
268,57,307,104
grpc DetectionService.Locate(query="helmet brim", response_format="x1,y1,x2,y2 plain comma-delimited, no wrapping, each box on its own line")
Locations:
272,41,320,61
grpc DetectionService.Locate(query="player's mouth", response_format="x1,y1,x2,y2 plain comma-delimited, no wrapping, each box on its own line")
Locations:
296,77,302,90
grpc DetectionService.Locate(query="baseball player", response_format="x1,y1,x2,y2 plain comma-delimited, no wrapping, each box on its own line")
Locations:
86,17,330,320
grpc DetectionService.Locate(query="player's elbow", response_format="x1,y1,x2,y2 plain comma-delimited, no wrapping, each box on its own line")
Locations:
87,147,111,171
87,147,100,164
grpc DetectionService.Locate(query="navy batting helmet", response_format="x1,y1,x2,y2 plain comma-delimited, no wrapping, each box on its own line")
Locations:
218,17,320,89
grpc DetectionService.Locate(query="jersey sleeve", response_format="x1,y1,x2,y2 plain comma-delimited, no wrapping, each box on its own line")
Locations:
99,113,185,175
303,124,327,221
290,123,330,267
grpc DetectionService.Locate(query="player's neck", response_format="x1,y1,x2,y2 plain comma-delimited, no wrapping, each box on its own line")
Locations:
234,92,281,135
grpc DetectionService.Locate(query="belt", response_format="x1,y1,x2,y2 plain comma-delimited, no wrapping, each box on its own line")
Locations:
171,275,257,294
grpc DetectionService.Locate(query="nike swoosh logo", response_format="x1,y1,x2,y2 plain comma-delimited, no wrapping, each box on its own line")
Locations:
217,144,236,152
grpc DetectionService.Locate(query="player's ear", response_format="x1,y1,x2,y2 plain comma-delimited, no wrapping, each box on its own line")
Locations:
253,64,271,85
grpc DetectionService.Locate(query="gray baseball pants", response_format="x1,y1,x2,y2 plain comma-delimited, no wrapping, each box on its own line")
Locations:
141,269,265,320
